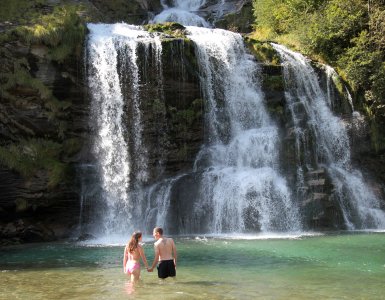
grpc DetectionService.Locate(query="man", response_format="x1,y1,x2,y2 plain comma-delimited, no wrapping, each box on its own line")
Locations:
147,227,177,279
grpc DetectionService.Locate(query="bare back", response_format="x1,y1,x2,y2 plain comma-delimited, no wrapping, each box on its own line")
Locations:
125,245,141,262
155,238,175,261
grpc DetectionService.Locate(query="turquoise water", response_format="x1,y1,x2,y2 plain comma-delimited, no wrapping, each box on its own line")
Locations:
1,232,385,299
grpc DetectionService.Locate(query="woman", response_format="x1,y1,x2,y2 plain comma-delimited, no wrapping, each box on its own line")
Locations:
123,231,149,282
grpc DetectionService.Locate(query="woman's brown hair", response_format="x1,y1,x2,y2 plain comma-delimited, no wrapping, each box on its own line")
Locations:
127,231,142,253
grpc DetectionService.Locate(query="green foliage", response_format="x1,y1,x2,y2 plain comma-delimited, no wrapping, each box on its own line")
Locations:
369,5,385,51
371,63,385,104
305,0,366,61
337,31,382,91
15,5,86,63
253,0,322,36
0,139,67,188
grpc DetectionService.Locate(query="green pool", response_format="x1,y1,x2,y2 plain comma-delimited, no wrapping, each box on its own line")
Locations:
1,232,384,299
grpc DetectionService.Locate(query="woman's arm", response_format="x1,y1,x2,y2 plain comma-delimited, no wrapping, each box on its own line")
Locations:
123,246,128,273
139,246,149,269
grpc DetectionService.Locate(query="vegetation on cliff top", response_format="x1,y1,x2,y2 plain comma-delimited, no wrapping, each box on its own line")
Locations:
252,0,385,151
1,2,87,63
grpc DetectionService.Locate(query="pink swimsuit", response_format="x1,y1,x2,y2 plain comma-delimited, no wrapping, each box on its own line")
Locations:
125,261,140,274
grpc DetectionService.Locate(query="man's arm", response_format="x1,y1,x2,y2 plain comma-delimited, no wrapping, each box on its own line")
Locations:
148,245,160,272
172,239,177,268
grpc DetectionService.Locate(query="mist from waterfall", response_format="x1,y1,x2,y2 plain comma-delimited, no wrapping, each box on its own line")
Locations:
272,43,385,229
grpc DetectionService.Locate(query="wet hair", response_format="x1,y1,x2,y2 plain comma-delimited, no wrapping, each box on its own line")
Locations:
153,227,163,235
128,231,142,253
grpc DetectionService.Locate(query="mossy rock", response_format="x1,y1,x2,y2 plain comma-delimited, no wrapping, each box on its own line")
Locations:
244,37,281,65
144,22,186,38
0,139,69,188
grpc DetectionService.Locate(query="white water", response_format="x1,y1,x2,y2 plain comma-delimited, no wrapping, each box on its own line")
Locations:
188,28,302,232
154,0,210,27
141,174,185,229
86,23,162,234
273,43,385,229
325,64,355,112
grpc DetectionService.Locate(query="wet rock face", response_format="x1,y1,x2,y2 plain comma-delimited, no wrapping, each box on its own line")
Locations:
212,0,254,32
89,0,163,24
0,38,86,244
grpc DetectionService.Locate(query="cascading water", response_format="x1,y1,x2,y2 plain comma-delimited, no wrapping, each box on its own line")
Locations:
153,0,210,27
186,27,301,232
153,0,230,27
86,23,164,235
272,43,385,229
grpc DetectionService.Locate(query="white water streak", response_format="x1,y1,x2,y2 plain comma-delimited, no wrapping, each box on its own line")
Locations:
87,25,130,206
87,23,162,234
143,175,185,231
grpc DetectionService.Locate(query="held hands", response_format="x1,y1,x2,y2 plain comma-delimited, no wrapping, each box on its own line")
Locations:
147,267,153,272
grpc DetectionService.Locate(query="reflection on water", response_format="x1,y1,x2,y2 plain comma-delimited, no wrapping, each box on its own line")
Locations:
1,233,385,299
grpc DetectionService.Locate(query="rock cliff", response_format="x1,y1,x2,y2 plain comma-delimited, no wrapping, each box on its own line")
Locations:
1,0,383,244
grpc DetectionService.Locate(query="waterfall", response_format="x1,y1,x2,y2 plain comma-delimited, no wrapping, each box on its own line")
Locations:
153,0,230,27
272,43,385,229
325,65,354,112
186,28,302,232
85,23,303,235
86,23,163,235
153,0,210,27
84,2,385,238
